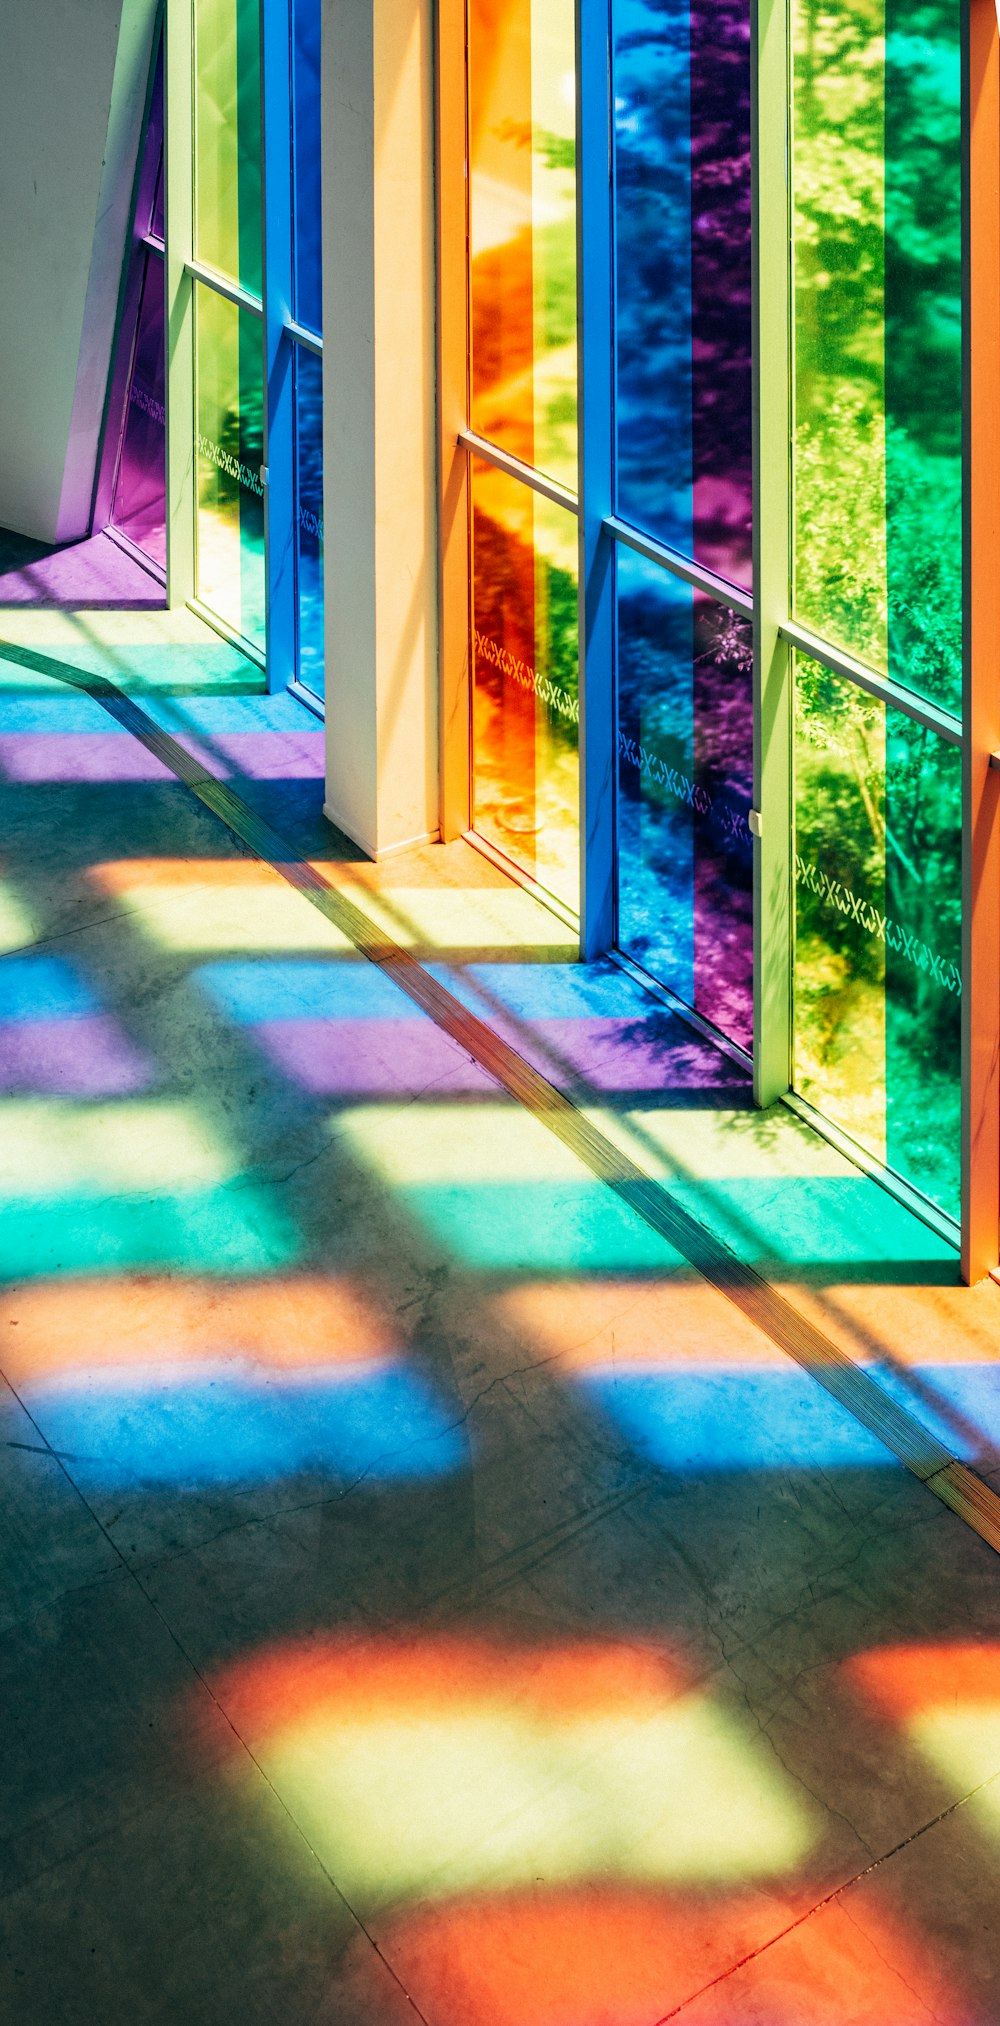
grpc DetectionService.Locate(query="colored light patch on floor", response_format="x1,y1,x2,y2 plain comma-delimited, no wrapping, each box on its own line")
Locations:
496,1285,895,1469
0,1017,152,1096
245,1020,490,1097
577,1366,892,1472
21,1358,465,1489
90,861,352,953
0,1100,232,1194
336,877,579,955
0,733,189,782
0,1186,301,1280
0,956,152,1095
1,1276,393,1381
0,878,37,952
210,1635,817,1904
432,962,751,1095
375,1890,953,2026
846,1645,1000,1832
335,1104,689,1273
194,960,491,1096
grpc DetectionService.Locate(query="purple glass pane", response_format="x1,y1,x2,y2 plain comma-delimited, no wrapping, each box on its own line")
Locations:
110,253,166,570
613,0,752,588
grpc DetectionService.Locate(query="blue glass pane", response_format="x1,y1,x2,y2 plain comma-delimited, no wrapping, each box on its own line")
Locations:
292,0,323,334
616,547,753,1049
295,344,325,698
612,0,752,587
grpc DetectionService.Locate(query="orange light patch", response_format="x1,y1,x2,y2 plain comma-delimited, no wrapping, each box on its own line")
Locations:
845,1644,1000,1718
496,1278,781,1370
375,1890,949,2026
0,1277,395,1385
210,1633,694,1742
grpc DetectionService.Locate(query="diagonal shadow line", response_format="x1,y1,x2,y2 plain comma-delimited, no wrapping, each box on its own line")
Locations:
10,634,999,1557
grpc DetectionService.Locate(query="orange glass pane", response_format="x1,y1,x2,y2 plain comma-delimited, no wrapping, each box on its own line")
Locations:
470,456,579,910
468,0,577,490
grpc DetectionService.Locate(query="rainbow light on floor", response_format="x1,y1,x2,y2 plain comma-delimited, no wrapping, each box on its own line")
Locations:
208,1634,819,1903
3,1276,465,1489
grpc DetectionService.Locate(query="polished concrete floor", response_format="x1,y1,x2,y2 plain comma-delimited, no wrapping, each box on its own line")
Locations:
3,626,1000,2024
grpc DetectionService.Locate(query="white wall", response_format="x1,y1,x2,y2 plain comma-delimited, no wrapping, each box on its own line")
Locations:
0,0,158,542
321,0,439,858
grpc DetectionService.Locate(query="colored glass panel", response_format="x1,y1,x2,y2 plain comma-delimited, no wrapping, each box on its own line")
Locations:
616,549,753,1049
793,655,961,1219
471,456,579,910
612,0,752,587
194,0,263,297
195,284,266,651
291,0,322,334
468,0,577,491
791,0,961,711
110,254,167,570
294,345,325,698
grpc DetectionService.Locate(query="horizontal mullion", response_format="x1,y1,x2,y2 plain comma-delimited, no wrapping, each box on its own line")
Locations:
285,318,322,357
458,428,578,515
603,514,754,617
780,617,962,745
141,233,165,256
185,259,264,318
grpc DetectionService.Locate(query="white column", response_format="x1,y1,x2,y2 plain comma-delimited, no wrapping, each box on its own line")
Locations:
321,0,440,859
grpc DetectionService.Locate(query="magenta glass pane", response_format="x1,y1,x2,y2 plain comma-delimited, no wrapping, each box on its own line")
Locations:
110,253,166,570
612,0,752,588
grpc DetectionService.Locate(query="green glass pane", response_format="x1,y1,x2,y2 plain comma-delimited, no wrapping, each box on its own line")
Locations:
471,456,579,911
195,284,265,653
194,0,262,296
793,655,961,1221
791,0,961,713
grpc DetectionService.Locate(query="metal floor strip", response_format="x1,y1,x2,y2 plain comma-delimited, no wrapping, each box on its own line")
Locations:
18,645,1000,1558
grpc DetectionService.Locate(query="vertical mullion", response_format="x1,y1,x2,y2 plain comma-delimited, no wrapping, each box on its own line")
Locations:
437,0,471,840
262,0,295,692
577,0,614,959
962,0,1000,1281
751,0,793,1106
165,0,195,607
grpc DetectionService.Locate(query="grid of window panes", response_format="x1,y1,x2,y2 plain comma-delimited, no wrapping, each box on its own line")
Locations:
181,0,323,690
788,0,962,1221
467,0,579,912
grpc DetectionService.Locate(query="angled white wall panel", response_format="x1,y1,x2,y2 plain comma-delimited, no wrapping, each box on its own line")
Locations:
0,0,157,542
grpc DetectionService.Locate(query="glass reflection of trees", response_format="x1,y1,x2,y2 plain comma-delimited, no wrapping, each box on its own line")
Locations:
795,662,961,1218
613,0,752,587
792,0,961,711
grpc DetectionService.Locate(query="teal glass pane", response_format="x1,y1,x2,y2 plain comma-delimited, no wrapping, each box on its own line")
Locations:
194,0,263,297
791,0,961,713
195,284,265,652
793,655,961,1220
294,345,325,699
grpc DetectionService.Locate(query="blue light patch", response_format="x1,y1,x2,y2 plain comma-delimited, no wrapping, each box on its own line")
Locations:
579,1368,895,1471
0,957,99,1021
24,1360,466,1488
195,958,418,1022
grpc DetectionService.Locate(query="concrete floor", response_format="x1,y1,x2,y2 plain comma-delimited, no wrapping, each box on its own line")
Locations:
3,630,1000,2024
